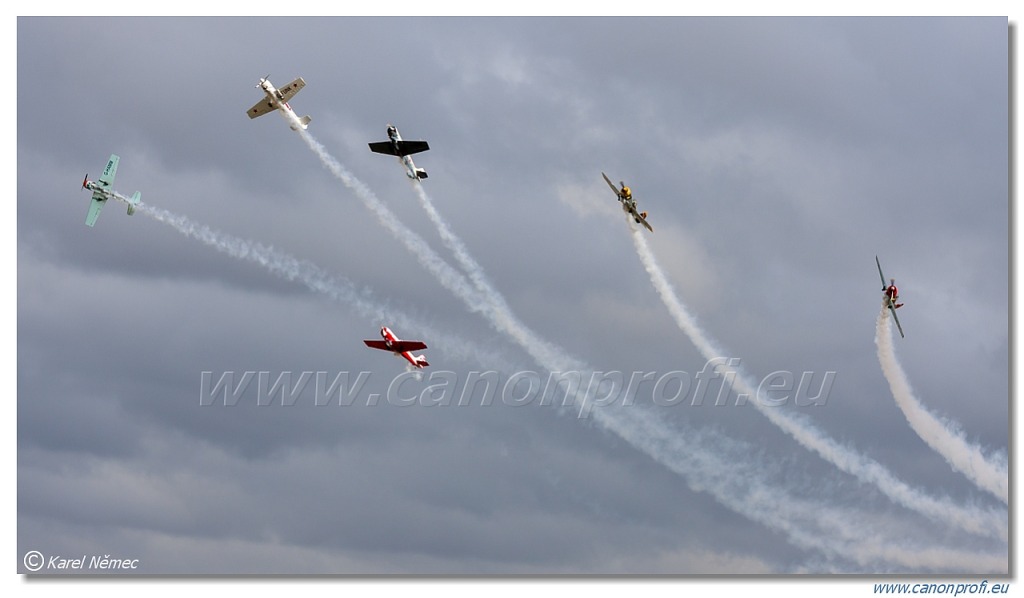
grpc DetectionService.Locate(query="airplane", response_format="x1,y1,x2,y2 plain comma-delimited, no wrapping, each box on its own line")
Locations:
602,172,653,232
246,75,311,131
876,256,905,338
368,124,429,180
81,154,141,227
363,326,430,368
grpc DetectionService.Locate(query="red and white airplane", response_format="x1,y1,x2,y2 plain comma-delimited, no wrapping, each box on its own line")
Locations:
876,256,905,338
363,326,430,368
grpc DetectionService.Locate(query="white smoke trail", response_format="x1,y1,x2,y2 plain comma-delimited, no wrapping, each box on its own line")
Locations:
402,185,1006,568
408,184,573,365
875,304,1008,503
588,402,1007,572
297,128,574,367
286,112,1008,566
411,184,500,305
630,228,1006,541
136,197,1002,571
134,202,492,367
138,203,382,316
295,131,487,309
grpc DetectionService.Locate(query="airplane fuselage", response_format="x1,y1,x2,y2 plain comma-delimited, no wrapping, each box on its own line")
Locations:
388,128,422,181
258,80,303,130
83,181,139,214
84,181,113,200
619,196,651,231
380,326,427,368
401,156,421,180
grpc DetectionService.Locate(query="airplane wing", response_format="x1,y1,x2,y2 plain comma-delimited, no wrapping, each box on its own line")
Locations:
364,339,428,352
875,256,887,290
278,77,306,102
247,99,276,119
636,213,654,233
368,141,399,156
368,140,430,157
85,195,106,227
602,172,621,196
98,154,119,187
389,340,427,352
394,140,429,156
889,303,905,338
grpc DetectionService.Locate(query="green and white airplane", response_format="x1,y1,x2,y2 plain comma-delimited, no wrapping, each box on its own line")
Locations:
81,154,140,227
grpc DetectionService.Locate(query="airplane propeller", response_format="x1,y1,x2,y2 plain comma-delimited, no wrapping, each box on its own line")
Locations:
256,74,270,88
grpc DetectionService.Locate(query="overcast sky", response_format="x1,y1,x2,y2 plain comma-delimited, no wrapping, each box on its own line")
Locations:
16,16,1009,576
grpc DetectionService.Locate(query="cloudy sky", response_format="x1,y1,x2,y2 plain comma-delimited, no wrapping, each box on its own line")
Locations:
16,16,1009,577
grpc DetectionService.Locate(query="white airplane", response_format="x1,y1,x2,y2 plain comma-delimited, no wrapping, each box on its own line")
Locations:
368,124,429,180
246,76,311,130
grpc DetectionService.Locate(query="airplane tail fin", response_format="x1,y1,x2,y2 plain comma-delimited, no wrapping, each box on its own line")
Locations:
289,115,312,131
127,191,141,216
415,355,429,367
415,168,428,180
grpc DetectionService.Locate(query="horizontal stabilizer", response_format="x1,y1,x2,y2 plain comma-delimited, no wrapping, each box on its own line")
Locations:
127,191,141,215
288,114,312,131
